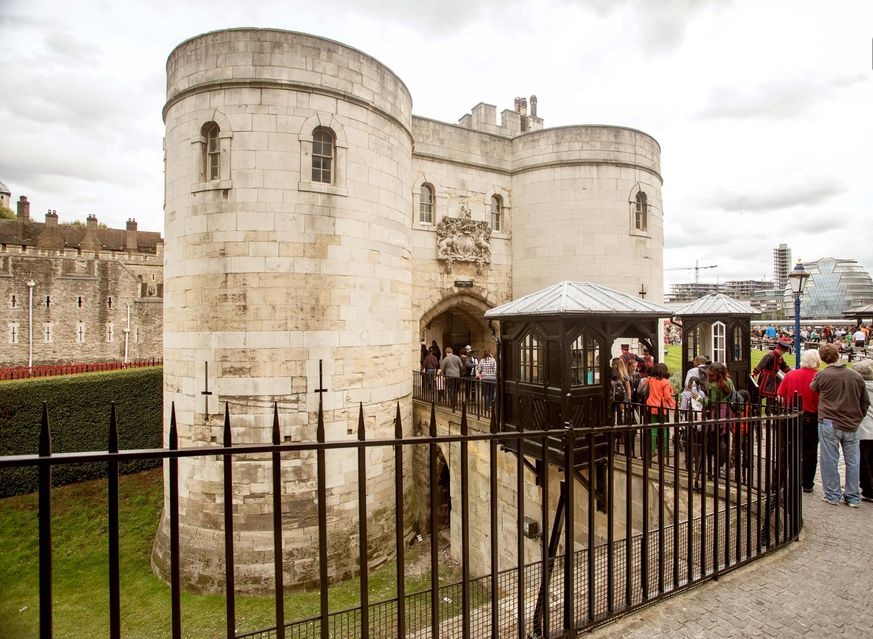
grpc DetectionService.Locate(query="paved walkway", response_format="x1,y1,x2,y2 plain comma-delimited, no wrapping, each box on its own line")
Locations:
590,483,873,638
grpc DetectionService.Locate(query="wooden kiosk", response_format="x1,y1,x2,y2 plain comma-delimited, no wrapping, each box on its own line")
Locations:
674,293,758,391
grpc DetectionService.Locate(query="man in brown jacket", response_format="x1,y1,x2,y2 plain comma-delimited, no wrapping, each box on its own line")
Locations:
810,344,870,507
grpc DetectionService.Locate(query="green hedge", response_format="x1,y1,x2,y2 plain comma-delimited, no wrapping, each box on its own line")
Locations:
0,367,163,497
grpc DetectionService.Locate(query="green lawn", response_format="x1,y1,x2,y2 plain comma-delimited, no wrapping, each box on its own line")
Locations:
0,469,437,639
664,345,793,384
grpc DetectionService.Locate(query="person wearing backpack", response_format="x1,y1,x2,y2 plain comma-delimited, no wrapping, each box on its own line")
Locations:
646,363,677,456
461,346,478,403
610,357,632,424
706,362,735,477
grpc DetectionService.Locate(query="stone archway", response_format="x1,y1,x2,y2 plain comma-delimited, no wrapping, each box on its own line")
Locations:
420,290,495,359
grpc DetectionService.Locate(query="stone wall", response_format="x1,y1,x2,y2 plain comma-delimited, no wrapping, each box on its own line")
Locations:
0,247,163,366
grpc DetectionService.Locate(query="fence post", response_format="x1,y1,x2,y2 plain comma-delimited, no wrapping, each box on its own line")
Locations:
563,421,576,637
168,404,181,639
222,403,236,638
271,403,285,639
107,403,121,639
38,403,53,639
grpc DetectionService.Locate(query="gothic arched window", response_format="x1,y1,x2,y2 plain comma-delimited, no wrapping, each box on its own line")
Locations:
420,184,434,224
203,122,220,181
713,321,726,363
312,127,335,184
635,191,648,231
491,195,503,232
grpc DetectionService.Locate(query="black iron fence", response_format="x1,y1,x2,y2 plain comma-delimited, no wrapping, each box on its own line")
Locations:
0,388,802,639
413,370,495,420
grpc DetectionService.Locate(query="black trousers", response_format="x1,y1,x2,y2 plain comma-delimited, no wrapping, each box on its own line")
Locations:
860,439,873,499
801,411,819,490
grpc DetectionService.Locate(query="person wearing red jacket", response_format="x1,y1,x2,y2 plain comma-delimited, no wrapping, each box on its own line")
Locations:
777,349,822,493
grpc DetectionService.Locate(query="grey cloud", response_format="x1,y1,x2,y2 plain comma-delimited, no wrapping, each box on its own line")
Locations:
573,0,733,52
43,30,100,65
701,181,842,214
697,74,866,120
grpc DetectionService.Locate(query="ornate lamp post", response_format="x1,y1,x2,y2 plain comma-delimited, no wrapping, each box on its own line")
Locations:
788,261,809,369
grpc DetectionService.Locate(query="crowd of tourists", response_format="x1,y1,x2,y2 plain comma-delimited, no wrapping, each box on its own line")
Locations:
420,340,497,408
420,330,873,506
610,337,873,507
754,323,871,357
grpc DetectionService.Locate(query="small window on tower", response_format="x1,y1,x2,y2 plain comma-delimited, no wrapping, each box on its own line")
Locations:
311,127,335,184
45,296,51,308
419,184,434,224
77,297,83,308
203,122,220,181
491,195,503,232
10,295,15,308
635,192,648,231
107,297,112,309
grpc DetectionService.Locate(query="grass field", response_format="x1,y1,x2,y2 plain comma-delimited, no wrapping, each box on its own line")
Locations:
0,469,440,639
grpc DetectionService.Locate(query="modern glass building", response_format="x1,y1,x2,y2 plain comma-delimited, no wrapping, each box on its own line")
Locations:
786,257,873,319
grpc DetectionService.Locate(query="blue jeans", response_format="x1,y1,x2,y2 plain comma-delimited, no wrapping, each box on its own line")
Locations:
818,419,861,504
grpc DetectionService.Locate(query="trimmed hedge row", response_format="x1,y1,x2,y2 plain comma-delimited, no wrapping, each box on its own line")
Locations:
0,367,163,497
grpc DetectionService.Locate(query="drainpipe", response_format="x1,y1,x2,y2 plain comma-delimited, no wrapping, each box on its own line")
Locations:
27,279,35,370
124,303,131,364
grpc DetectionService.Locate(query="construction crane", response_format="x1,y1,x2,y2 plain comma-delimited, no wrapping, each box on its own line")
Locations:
665,260,718,284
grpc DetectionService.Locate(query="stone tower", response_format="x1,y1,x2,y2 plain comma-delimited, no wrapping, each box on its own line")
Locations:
509,126,663,298
152,28,415,593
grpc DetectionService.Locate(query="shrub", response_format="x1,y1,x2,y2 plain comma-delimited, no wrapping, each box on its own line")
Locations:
0,367,162,496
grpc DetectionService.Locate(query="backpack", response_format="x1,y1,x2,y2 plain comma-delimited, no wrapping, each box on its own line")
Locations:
694,365,710,396
464,356,478,376
611,377,626,403
727,389,745,415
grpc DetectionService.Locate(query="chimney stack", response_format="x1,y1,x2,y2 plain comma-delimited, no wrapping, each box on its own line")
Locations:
45,209,58,227
519,97,528,116
16,196,30,222
530,95,537,117
125,218,138,252
79,214,102,252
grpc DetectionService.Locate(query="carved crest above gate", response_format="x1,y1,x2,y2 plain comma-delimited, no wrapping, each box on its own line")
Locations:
435,214,492,274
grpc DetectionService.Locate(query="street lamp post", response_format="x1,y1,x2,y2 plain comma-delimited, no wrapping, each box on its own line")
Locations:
26,279,36,370
788,261,810,370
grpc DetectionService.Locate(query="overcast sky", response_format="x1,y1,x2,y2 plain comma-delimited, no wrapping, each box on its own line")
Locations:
1,0,871,293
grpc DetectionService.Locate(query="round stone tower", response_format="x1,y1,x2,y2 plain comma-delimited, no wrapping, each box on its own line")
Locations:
152,28,414,593
509,126,664,301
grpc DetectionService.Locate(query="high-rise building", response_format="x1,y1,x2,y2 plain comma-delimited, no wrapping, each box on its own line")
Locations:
773,243,791,291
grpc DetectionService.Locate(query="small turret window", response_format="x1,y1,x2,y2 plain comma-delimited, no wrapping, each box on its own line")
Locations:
419,184,434,224
491,195,503,232
204,123,220,181
635,192,648,231
312,127,335,184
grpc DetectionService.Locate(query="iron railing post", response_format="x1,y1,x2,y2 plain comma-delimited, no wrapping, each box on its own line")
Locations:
107,403,121,639
38,402,53,639
169,404,181,639
271,403,286,639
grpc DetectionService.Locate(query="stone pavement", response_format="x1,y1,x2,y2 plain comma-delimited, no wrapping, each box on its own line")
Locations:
589,485,873,638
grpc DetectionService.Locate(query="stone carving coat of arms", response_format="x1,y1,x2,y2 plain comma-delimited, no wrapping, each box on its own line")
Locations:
435,206,492,273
